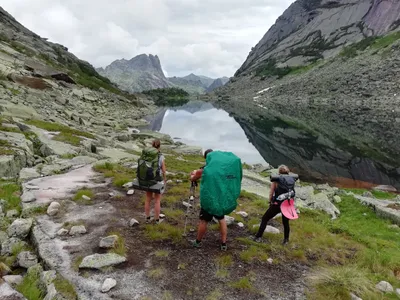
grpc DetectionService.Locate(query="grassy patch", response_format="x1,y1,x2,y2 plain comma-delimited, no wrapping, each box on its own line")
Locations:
8,87,20,95
206,289,223,300
60,153,78,159
162,208,184,221
165,155,204,174
53,132,82,146
215,254,233,268
239,245,269,263
53,274,77,300
144,223,182,244
73,189,94,204
25,119,95,139
9,41,36,57
93,162,136,188
308,266,375,299
371,31,400,50
229,277,254,291
0,183,22,212
343,188,396,199
16,266,46,300
148,267,166,279
107,232,126,257
154,250,170,258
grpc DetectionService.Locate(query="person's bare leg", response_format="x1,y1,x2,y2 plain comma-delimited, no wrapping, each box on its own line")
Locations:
145,192,152,218
218,219,227,243
196,220,208,241
154,193,161,220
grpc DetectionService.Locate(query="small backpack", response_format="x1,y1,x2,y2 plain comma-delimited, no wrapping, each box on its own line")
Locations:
137,147,162,186
271,174,298,201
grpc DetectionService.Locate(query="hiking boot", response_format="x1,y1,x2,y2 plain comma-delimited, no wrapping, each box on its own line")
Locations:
145,217,151,224
155,219,164,225
220,244,228,251
252,236,262,243
192,240,202,248
282,239,289,245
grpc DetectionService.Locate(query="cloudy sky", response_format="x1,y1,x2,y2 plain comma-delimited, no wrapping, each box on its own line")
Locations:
1,0,293,78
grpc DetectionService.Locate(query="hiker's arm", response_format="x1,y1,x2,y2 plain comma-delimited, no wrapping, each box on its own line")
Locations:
269,183,276,203
162,160,167,184
190,169,203,182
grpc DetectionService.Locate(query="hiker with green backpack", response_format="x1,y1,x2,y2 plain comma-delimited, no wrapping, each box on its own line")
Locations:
190,149,243,251
137,139,166,224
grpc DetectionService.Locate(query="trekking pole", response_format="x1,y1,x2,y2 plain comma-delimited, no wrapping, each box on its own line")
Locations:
182,181,197,237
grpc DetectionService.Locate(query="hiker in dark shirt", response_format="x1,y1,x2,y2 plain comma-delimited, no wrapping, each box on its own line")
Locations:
253,165,296,245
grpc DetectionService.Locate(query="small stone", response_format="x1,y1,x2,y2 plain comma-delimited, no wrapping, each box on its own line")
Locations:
375,281,394,293
182,201,191,208
101,278,117,293
237,222,244,228
99,235,118,249
129,218,139,227
253,224,280,234
388,224,399,229
57,229,69,236
267,258,273,264
6,209,19,218
224,216,235,226
127,190,134,195
108,192,115,197
236,211,248,218
69,225,87,236
333,196,342,203
7,218,33,239
362,191,374,198
167,180,173,184
3,275,23,287
17,251,38,268
176,180,183,183
396,288,400,296
79,253,127,270
350,292,362,300
47,202,61,216
123,182,133,188
81,195,91,201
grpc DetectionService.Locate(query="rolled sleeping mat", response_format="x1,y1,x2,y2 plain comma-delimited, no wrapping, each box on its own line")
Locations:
270,173,299,182
132,179,165,194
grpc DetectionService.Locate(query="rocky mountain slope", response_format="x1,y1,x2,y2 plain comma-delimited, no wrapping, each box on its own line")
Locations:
206,77,229,93
97,54,172,93
209,0,400,189
236,0,400,76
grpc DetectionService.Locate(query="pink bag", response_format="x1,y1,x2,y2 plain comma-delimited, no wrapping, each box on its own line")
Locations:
281,199,299,220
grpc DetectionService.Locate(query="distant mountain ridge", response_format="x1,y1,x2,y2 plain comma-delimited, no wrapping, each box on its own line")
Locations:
98,55,229,94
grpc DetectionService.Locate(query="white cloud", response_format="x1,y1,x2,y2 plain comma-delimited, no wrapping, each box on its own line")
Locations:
1,0,294,78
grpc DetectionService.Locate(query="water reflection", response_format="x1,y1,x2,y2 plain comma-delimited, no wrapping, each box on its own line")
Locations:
148,101,266,165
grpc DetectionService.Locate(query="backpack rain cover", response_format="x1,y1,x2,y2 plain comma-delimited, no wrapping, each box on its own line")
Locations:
200,151,243,216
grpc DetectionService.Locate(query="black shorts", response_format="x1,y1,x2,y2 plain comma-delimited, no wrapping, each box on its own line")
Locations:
199,208,224,222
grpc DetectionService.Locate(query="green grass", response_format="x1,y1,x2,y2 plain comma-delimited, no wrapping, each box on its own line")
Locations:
307,266,376,300
343,188,396,199
73,189,94,204
72,256,84,272
144,223,183,244
53,274,77,300
154,250,170,258
206,289,223,300
215,254,233,268
229,277,254,291
371,31,400,50
16,265,45,300
0,183,22,212
148,267,166,279
8,88,20,95
93,162,136,188
239,245,269,263
53,132,82,146
107,232,126,257
165,155,204,174
60,153,78,159
25,119,95,139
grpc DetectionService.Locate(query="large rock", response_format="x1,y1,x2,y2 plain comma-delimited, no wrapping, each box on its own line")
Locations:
79,253,127,270
3,275,23,287
69,225,87,236
0,282,26,300
17,251,38,268
7,218,33,239
47,202,61,216
373,185,397,193
308,193,340,219
172,145,202,155
296,186,314,200
18,168,40,182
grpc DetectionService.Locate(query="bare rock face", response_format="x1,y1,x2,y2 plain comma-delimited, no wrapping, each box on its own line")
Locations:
236,0,400,76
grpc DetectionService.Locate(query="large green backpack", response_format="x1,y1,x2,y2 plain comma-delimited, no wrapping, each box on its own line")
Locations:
137,147,162,186
200,151,243,216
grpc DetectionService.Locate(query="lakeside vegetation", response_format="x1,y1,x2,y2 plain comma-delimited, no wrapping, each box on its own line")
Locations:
142,87,190,106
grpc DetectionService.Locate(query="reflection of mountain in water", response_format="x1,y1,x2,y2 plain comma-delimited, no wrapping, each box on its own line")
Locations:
147,101,215,131
236,114,400,189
